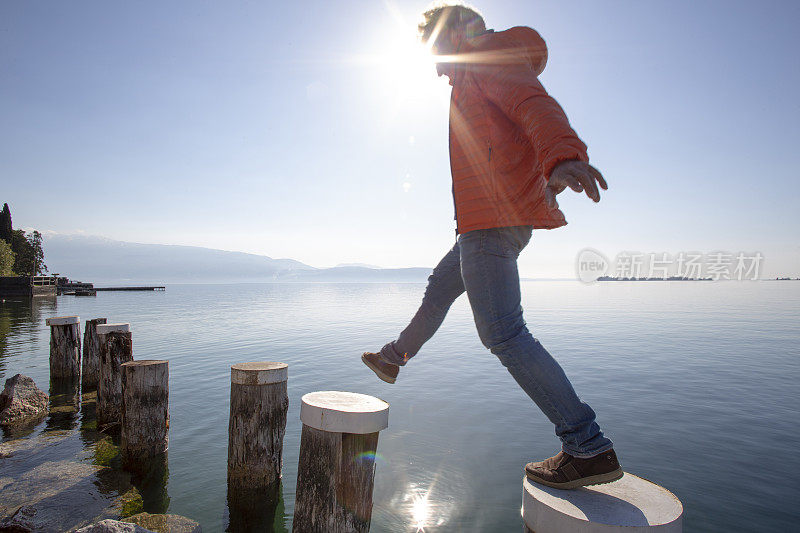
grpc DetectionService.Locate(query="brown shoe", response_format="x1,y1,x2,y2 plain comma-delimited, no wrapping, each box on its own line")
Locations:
525,449,623,489
361,352,399,384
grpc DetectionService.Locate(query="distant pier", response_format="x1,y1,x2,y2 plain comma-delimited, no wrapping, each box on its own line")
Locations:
54,277,166,295
95,286,165,291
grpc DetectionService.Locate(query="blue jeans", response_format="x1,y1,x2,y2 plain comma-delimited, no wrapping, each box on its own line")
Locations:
380,225,613,458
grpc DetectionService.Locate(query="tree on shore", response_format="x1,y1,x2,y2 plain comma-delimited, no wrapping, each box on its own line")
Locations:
0,203,12,244
10,230,47,276
0,204,47,276
0,240,14,276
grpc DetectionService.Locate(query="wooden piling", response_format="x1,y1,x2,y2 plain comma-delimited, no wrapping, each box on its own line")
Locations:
293,391,389,533
82,318,107,389
45,316,81,380
227,362,289,491
121,360,169,472
96,323,133,429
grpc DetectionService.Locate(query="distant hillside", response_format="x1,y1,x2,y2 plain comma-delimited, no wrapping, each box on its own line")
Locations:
43,234,430,284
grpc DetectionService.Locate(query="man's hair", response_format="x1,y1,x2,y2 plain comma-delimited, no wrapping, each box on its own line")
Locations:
418,3,486,45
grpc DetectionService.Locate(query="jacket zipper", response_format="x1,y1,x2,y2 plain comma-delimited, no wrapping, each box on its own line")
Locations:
452,180,458,246
449,106,459,246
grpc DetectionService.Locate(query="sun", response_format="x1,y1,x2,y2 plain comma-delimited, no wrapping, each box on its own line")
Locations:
356,24,440,98
381,31,436,89
349,0,450,108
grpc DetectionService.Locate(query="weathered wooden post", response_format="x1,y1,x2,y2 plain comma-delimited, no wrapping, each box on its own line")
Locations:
522,473,683,532
293,391,389,533
96,323,133,429
121,360,169,472
45,316,81,380
82,318,107,389
227,362,289,491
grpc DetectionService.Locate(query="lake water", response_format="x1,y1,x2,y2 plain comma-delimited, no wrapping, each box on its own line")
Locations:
1,281,798,531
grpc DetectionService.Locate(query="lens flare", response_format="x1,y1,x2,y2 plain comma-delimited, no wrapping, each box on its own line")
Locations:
353,451,386,465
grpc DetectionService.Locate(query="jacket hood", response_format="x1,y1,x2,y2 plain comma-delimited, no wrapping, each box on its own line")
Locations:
444,26,548,84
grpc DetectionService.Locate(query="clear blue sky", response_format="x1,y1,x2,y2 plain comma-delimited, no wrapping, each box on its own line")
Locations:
2,0,798,277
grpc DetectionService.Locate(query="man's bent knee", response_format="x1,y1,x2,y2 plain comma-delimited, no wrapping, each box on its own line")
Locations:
476,315,528,353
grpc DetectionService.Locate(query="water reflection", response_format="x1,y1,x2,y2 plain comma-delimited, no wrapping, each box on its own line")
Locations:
411,489,430,531
46,377,80,432
130,452,171,514
376,457,468,532
226,481,287,533
401,483,450,532
0,412,45,440
0,296,57,374
79,387,99,445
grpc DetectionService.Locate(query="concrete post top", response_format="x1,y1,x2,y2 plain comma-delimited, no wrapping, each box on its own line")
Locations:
300,391,388,434
122,360,168,368
96,323,131,335
522,473,683,532
46,316,80,326
231,362,288,385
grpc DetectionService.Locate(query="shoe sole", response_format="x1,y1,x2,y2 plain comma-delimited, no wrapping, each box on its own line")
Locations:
525,467,624,490
361,354,396,384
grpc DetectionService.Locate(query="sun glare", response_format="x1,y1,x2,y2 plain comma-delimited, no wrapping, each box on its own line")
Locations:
361,29,438,94
348,0,450,114
411,491,430,531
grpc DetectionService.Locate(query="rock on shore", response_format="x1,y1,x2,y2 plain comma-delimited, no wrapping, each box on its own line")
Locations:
73,519,156,532
0,375,49,427
126,513,201,533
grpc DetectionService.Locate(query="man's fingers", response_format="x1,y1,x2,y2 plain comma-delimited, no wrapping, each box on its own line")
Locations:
578,172,601,202
563,168,600,202
550,161,607,204
563,174,583,193
588,165,608,191
558,171,588,195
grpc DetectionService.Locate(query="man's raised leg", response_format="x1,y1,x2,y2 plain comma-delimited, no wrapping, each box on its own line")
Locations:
363,240,466,382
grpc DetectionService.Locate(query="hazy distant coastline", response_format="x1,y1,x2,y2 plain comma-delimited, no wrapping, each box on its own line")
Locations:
43,234,431,284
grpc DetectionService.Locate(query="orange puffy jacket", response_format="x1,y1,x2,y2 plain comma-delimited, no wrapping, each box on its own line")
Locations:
447,26,589,237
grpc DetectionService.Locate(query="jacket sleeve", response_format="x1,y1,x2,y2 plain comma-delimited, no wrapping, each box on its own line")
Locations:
474,62,589,180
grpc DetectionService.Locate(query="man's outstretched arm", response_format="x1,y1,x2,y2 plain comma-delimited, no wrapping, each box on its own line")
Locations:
475,59,607,207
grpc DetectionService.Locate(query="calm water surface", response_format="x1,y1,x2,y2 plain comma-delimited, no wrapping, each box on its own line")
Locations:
1,281,798,531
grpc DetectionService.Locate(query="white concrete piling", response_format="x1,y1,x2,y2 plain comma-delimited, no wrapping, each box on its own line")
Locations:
293,391,389,533
522,472,683,532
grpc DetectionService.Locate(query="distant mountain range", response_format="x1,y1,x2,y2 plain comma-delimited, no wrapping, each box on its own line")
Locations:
42,234,430,284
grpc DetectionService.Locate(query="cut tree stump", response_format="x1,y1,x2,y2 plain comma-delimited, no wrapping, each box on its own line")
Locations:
96,323,132,429
82,318,107,389
227,362,288,491
293,391,389,533
121,360,169,473
46,316,81,380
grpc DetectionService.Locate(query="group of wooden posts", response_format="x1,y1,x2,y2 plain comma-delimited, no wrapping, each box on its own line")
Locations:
46,316,168,473
46,316,389,532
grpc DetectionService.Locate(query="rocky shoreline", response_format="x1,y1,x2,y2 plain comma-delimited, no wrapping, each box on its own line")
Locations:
0,375,201,533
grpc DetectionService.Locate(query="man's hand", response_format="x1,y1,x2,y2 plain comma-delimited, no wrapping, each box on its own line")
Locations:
545,160,608,209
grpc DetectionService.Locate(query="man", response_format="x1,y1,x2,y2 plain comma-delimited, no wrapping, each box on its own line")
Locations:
362,4,621,489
